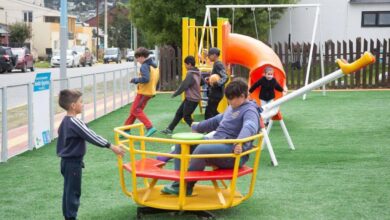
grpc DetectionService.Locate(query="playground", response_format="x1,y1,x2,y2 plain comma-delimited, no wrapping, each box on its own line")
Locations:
1,2,389,219
0,91,390,219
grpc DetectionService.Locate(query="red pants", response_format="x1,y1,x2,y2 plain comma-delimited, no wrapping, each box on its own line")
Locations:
124,94,153,129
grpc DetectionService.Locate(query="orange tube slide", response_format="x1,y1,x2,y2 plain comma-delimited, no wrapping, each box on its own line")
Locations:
222,22,286,112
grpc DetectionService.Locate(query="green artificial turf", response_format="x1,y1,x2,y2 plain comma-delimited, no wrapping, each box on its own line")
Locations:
0,91,389,219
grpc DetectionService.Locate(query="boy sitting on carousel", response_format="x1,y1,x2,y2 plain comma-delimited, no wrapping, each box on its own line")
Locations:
162,77,261,196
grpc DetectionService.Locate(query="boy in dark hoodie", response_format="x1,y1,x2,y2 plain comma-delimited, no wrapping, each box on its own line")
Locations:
205,47,228,119
161,56,204,135
124,47,159,137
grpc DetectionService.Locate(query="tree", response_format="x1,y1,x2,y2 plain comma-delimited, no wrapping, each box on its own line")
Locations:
99,2,137,49
8,22,32,46
129,0,296,46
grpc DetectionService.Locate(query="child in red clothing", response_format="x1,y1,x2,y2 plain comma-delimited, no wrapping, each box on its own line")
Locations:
124,47,159,136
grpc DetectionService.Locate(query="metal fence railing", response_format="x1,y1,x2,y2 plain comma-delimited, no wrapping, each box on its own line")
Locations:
0,67,137,162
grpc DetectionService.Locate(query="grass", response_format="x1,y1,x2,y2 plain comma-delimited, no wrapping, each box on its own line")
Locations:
34,61,50,68
0,91,390,219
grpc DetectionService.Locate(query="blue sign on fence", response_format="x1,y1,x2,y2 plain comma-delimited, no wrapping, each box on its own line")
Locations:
33,72,52,148
33,72,51,92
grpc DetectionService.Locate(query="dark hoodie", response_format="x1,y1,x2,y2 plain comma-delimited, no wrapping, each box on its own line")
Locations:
172,67,204,102
132,57,158,84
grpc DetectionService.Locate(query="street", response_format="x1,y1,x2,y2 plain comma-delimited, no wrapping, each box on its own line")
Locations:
0,61,137,108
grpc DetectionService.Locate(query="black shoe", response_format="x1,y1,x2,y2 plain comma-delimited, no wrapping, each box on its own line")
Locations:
160,128,173,135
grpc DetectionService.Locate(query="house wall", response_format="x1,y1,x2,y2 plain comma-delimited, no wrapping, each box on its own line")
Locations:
270,0,390,44
75,25,94,50
0,0,89,57
31,22,52,57
0,0,60,24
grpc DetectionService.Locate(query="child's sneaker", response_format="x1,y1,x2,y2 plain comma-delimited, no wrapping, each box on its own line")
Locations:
161,183,193,196
160,128,173,135
145,127,157,137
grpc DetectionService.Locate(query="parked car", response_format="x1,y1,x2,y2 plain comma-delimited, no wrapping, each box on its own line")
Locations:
126,49,134,62
0,46,18,73
50,50,81,68
11,47,34,72
73,46,94,67
103,47,121,64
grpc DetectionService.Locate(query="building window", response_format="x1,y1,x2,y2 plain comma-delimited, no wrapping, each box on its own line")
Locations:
362,11,390,27
23,11,33,22
45,16,60,23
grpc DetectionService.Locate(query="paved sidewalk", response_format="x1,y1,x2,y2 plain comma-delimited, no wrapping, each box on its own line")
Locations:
3,92,135,159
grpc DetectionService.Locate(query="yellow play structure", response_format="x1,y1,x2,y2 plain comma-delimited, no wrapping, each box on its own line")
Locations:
182,17,231,114
115,123,263,219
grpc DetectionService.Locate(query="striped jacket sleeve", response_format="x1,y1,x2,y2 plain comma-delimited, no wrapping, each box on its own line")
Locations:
70,117,111,148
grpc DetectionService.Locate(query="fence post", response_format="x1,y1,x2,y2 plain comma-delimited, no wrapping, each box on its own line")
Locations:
381,39,388,87
113,71,116,110
374,39,380,87
120,69,123,107
28,83,34,150
126,68,130,103
342,41,348,88
388,38,390,87
81,74,85,121
93,73,97,119
103,72,107,114
355,38,361,88
336,41,341,87
348,40,354,88
50,79,55,140
363,39,368,88
1,87,8,162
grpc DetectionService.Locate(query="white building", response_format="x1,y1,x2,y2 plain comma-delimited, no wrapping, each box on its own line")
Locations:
271,0,390,44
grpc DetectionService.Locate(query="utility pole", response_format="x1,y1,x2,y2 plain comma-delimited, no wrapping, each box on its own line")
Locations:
104,0,107,49
96,0,99,61
60,0,68,89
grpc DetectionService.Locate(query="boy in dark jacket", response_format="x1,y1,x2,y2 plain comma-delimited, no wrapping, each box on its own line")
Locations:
161,56,204,135
57,89,124,220
205,47,228,119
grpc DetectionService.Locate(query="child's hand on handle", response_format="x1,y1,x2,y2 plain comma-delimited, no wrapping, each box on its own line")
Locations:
283,85,288,95
233,144,242,154
110,144,125,156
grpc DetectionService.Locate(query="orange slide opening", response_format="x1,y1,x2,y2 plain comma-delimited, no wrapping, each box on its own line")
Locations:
222,22,286,120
